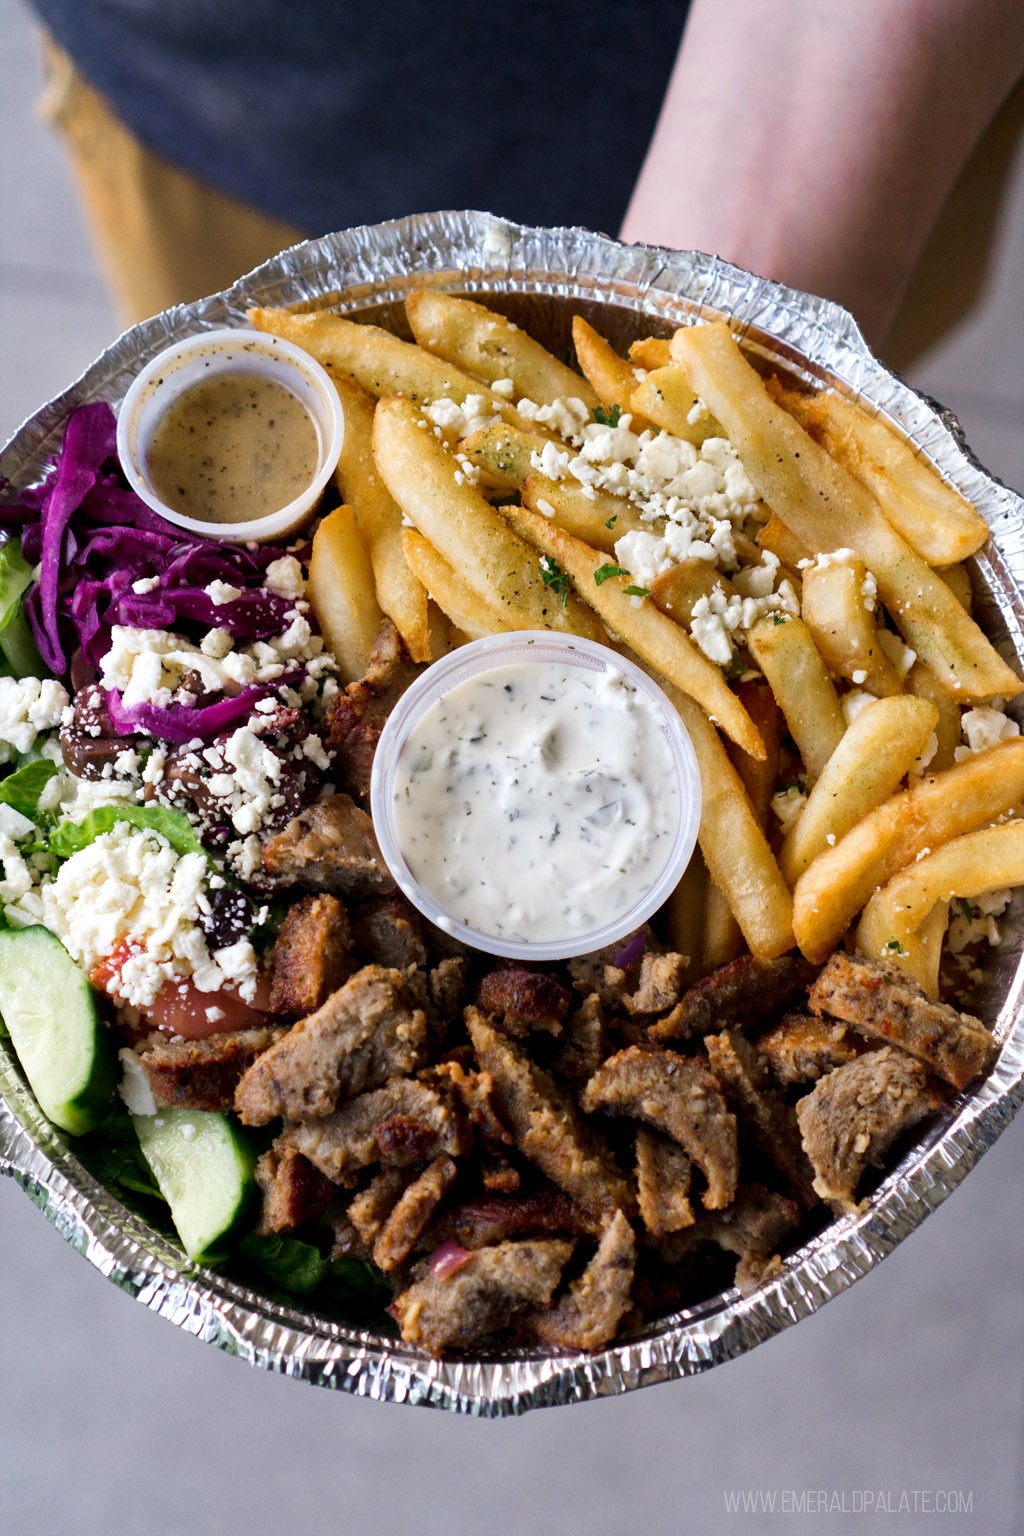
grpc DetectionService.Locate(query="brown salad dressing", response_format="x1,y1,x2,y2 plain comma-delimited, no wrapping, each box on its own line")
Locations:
147,372,319,524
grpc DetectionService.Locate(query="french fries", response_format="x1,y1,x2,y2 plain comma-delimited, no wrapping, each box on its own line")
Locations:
402,529,514,641
779,695,940,885
630,366,723,446
407,289,599,407
670,321,1020,702
747,614,845,783
800,556,902,697
572,316,653,429
307,505,384,683
521,474,649,554
650,561,736,627
372,396,603,639
766,377,989,566
793,738,1024,962
629,337,672,370
460,420,553,494
331,376,431,662
906,659,961,771
856,822,1024,994
502,506,766,760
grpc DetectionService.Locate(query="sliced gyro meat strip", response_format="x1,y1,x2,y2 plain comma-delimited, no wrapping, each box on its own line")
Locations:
756,1013,859,1089
372,1156,459,1273
262,792,397,899
434,1189,586,1250
582,1046,738,1211
350,893,428,971
526,1210,636,1353
704,1029,817,1208
254,1144,336,1235
476,968,573,1039
795,1047,938,1211
661,1183,800,1294
326,618,424,804
391,1238,574,1355
547,993,608,1085
269,893,354,1016
649,953,817,1043
807,951,996,1091
621,952,689,1016
466,1008,633,1222
635,1127,695,1237
281,1078,466,1184
135,1026,282,1114
348,1168,409,1253
235,965,428,1125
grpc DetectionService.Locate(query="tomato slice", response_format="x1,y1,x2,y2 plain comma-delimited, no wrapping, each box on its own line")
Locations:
90,942,272,1038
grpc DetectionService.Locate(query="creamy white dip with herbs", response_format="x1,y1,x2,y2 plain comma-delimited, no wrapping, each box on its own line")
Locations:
391,660,681,945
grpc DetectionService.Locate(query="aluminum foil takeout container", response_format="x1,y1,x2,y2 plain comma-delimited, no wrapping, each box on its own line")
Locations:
1,211,1022,1415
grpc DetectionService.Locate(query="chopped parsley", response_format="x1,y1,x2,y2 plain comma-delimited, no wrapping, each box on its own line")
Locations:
772,612,791,626
958,897,979,921
885,940,908,955
604,514,618,530
539,555,570,606
594,564,631,586
723,648,745,679
593,403,622,428
624,585,651,599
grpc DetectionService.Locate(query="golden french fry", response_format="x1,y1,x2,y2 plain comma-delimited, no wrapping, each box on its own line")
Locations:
728,678,785,824
630,366,723,446
779,695,940,886
372,396,602,639
650,561,736,627
572,316,653,428
402,529,515,641
521,474,649,555
940,563,973,612
425,601,455,659
666,688,795,959
628,337,672,370
406,289,598,407
747,614,845,783
670,322,1020,701
856,821,1024,993
793,737,1024,961
758,513,811,569
800,557,902,697
248,305,509,410
702,882,745,970
906,659,961,771
664,848,708,970
502,505,765,760
307,505,384,684
767,377,988,566
915,903,948,999
460,421,553,494
331,376,431,662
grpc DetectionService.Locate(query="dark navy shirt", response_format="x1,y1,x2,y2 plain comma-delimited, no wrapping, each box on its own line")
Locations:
32,0,689,237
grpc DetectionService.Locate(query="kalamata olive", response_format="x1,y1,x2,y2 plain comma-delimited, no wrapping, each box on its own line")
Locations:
198,887,254,950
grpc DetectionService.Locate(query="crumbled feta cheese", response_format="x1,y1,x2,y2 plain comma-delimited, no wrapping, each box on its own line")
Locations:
0,676,70,762
205,580,243,606
841,689,879,727
534,498,556,519
0,804,35,840
201,628,234,661
529,441,571,482
263,556,305,599
877,629,917,678
851,669,868,685
491,378,515,397
771,784,807,832
131,576,161,595
948,888,1013,952
685,568,799,665
421,395,499,440
953,705,1021,762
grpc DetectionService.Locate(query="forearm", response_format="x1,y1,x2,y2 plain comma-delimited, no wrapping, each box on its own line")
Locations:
621,0,1024,345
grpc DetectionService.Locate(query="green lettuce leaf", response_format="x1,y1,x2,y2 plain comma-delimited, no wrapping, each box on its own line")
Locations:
51,804,207,860
0,759,58,820
0,540,46,679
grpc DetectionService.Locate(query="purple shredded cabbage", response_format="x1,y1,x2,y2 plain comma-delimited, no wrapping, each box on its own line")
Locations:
11,403,304,678
106,679,293,744
612,930,646,970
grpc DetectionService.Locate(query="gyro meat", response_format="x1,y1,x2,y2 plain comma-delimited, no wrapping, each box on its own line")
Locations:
622,952,689,1016
704,1029,816,1207
326,618,423,804
476,968,572,1038
269,893,354,1015
350,894,428,972
547,993,608,1084
635,1127,695,1236
347,1168,408,1253
235,965,428,1125
135,1027,282,1113
373,1156,458,1273
660,1183,799,1294
467,1008,632,1221
281,1078,466,1183
582,1046,738,1211
526,1210,636,1353
254,1144,336,1235
262,793,397,899
391,1238,573,1355
650,953,817,1042
808,951,996,1091
436,1189,584,1250
757,1013,859,1088
795,1047,937,1210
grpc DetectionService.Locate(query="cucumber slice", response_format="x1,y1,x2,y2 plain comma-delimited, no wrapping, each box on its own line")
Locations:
132,1108,257,1263
0,925,115,1135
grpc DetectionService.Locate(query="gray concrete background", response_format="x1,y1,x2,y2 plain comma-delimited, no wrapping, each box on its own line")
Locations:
2,3,1023,1532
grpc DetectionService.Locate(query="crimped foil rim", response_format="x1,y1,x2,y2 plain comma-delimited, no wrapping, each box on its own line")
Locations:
2,210,1023,1416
